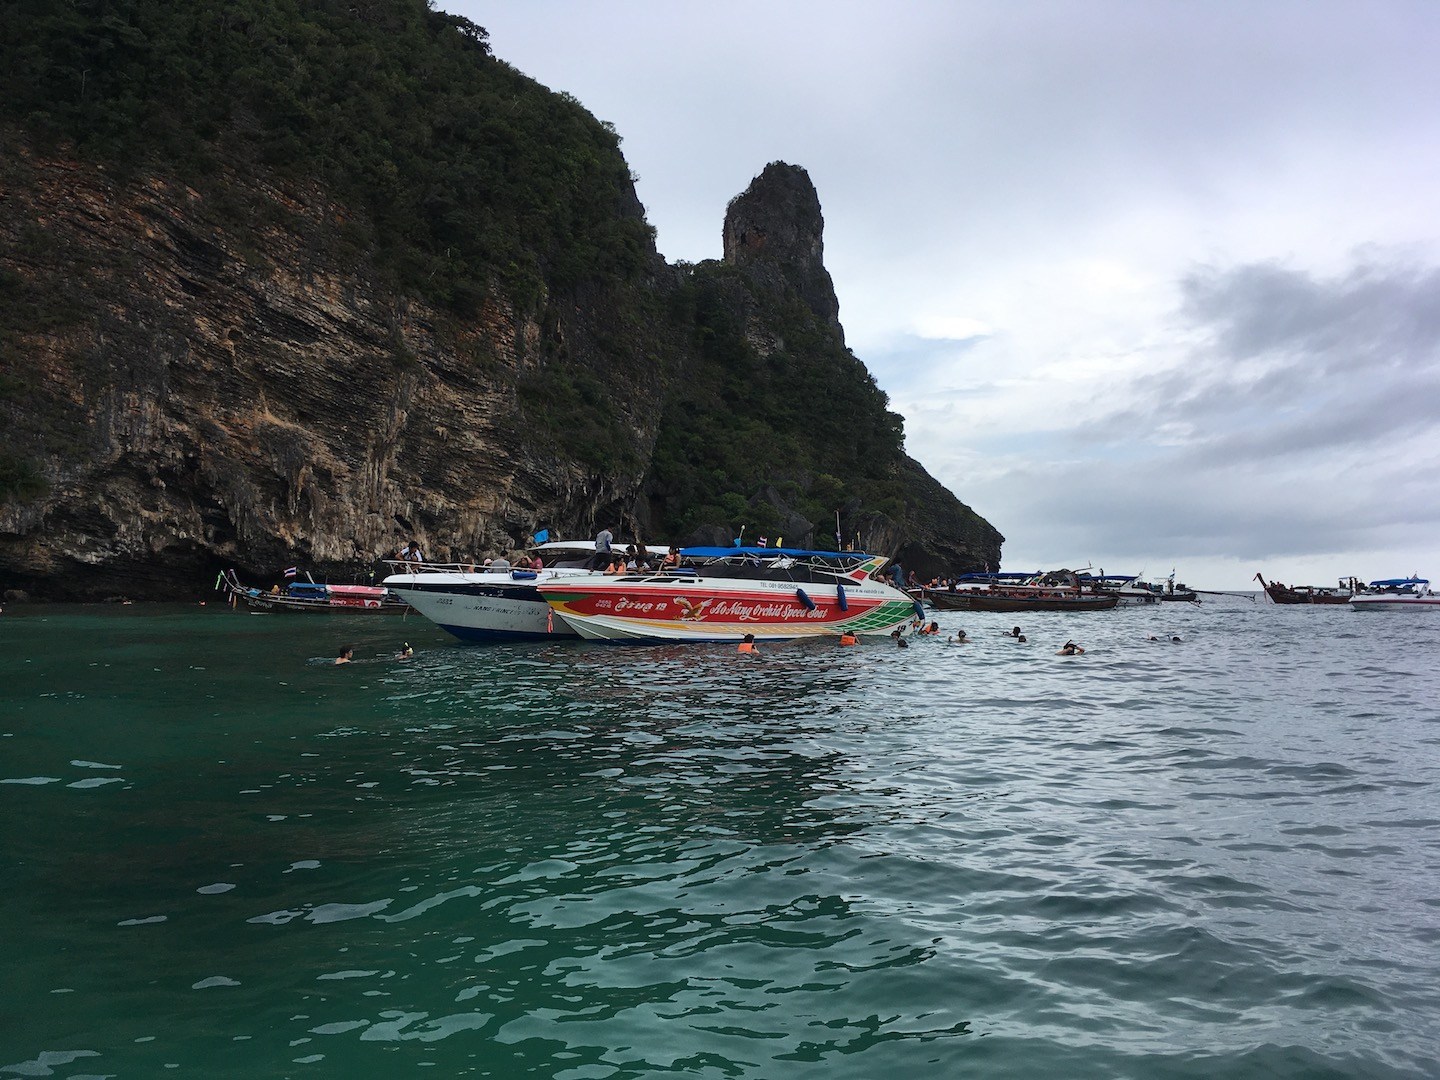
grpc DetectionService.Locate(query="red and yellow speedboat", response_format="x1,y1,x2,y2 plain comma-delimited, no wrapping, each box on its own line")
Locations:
536,546,922,642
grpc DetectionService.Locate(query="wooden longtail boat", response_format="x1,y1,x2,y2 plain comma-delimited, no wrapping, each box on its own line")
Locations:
1254,573,1357,605
924,570,1120,612
219,569,410,613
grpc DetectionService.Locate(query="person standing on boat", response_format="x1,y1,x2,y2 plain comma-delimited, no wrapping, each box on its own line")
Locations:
400,540,423,563
595,527,613,555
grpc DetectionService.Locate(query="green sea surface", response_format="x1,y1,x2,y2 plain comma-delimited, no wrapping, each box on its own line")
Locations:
2,601,1438,1078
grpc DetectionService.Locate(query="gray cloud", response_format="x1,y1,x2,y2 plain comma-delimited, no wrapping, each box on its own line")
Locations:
449,2,1440,586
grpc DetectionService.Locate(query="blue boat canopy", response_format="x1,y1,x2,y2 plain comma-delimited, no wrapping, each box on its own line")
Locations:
1368,577,1429,587
680,546,877,561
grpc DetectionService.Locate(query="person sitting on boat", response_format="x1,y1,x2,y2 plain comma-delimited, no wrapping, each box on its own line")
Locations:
1057,641,1084,656
335,646,354,665
663,546,680,568
490,553,511,572
738,633,758,654
606,557,625,574
400,541,423,563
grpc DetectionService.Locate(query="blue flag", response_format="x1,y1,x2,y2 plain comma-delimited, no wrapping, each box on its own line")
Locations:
533,529,550,544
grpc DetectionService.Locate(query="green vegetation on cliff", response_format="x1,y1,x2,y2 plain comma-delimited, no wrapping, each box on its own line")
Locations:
1,0,654,313
649,263,908,541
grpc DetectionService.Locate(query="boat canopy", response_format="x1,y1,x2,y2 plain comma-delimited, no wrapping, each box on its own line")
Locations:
1368,577,1429,587
680,546,877,561
1077,573,1138,583
953,572,1040,582
328,584,388,599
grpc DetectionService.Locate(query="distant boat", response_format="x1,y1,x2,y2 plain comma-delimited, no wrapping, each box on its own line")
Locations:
219,569,409,613
1077,573,1161,605
924,570,1119,612
1349,577,1439,611
1156,572,1199,603
1254,573,1357,605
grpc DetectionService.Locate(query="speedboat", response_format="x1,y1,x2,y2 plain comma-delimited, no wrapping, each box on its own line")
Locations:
382,540,662,641
536,546,924,642
1078,573,1162,605
1349,577,1439,611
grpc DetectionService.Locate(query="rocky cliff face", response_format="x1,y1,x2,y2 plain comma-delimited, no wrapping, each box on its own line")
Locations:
723,162,843,342
0,134,672,598
1,147,999,601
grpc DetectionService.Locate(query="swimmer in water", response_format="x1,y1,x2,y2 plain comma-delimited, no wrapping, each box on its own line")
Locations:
949,629,969,644
1056,641,1084,656
335,646,354,665
396,642,414,660
738,633,757,654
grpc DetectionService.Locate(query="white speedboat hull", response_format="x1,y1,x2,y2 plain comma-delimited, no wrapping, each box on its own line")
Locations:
1349,596,1440,611
383,568,609,641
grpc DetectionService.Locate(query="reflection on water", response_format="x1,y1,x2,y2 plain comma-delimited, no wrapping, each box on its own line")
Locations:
1,600,1438,1078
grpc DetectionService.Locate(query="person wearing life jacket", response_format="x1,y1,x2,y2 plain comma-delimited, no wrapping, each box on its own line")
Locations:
838,631,857,646
738,633,758,654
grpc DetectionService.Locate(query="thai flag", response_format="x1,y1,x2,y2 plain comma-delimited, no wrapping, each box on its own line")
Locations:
283,566,298,578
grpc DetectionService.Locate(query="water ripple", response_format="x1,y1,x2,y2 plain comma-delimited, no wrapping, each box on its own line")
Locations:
1,601,1438,1076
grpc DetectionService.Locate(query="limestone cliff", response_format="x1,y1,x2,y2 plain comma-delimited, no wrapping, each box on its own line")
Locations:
0,134,671,598
0,3,1001,601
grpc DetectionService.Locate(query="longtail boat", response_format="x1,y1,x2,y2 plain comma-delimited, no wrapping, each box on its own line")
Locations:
219,569,410,613
924,570,1119,612
1254,573,1358,605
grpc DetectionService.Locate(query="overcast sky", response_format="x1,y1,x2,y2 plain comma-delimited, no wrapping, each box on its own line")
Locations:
457,1,1440,590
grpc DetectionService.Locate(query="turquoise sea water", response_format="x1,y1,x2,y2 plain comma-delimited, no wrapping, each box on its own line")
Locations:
2,598,1438,1079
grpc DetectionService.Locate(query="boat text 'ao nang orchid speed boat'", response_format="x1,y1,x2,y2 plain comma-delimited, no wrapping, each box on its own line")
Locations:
536,547,924,642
